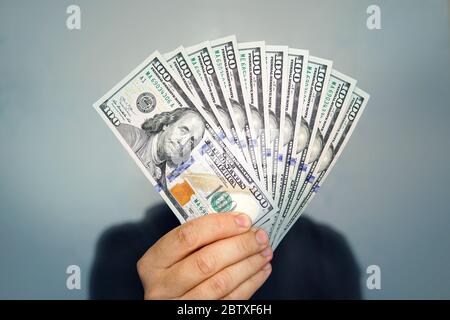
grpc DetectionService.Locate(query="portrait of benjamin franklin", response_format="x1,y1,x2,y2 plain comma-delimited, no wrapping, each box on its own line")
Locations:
282,113,294,147
214,104,232,132
249,103,263,140
267,110,278,144
229,98,246,135
316,144,334,173
308,130,325,164
117,108,206,185
294,118,327,167
295,117,310,154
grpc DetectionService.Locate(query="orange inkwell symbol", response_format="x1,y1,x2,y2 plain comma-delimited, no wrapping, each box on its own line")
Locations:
170,180,195,206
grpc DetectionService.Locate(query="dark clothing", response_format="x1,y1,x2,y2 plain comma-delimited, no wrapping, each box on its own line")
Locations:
89,204,362,299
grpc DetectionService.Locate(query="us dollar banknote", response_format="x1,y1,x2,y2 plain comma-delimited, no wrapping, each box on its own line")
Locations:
93,51,276,226
210,35,264,183
274,88,370,248
265,45,289,200
278,56,332,229
186,41,248,163
267,48,309,243
238,41,270,192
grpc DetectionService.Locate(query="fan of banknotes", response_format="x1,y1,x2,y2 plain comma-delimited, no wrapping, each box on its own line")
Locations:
93,35,370,250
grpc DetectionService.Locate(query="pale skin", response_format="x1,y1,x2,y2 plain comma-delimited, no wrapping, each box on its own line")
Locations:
137,212,273,300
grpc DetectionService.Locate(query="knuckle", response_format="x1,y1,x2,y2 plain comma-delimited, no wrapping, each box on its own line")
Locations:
237,234,253,253
245,256,261,273
210,272,231,297
204,214,228,236
177,222,198,249
212,214,227,233
195,252,216,276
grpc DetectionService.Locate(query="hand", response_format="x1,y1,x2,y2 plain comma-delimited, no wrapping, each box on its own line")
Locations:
137,212,273,299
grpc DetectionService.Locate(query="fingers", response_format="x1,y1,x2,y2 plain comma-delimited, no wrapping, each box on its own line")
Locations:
165,228,270,296
142,212,252,269
222,263,272,300
180,246,273,299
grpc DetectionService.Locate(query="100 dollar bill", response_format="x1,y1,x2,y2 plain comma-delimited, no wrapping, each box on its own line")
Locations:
93,51,276,226
265,45,289,200
238,41,270,192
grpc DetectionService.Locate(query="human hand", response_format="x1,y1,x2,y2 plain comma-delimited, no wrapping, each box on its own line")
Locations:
137,212,273,299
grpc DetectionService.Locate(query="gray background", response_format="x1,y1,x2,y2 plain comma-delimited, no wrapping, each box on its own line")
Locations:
0,0,449,299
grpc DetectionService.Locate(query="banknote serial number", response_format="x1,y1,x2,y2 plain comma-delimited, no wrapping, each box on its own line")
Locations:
177,304,272,318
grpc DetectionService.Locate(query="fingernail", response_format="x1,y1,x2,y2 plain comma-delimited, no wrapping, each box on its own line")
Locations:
235,214,251,228
255,229,269,245
262,263,272,274
260,247,272,257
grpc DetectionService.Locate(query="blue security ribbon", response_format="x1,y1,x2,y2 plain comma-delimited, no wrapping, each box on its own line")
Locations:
167,156,195,183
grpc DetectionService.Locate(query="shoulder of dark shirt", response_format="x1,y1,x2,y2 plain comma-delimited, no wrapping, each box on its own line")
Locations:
266,214,362,299
94,203,179,259
89,203,178,299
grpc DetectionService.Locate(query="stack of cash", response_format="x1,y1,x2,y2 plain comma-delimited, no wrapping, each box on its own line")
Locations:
93,35,370,249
